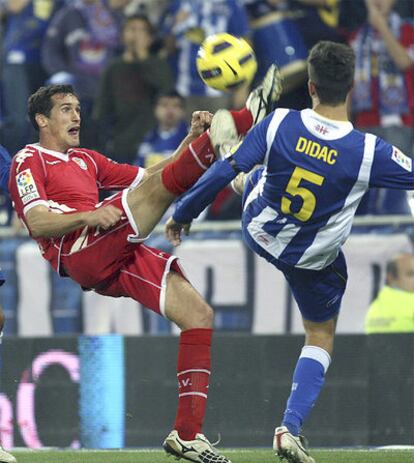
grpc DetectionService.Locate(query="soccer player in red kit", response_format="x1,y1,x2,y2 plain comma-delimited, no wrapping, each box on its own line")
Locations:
9,73,281,463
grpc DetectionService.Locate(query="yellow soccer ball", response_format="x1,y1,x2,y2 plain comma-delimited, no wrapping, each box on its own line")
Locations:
196,33,257,91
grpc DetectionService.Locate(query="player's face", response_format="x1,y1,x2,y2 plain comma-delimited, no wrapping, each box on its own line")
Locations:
123,18,152,51
155,97,184,129
43,93,81,152
392,256,414,293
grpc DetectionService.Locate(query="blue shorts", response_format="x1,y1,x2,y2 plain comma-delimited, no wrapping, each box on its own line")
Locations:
242,167,347,322
276,252,348,322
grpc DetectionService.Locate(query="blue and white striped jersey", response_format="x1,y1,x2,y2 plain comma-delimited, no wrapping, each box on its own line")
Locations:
173,108,414,270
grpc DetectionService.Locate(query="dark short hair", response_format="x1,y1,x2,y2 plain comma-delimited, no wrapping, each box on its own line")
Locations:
308,41,355,105
124,13,154,35
28,84,78,131
156,90,185,106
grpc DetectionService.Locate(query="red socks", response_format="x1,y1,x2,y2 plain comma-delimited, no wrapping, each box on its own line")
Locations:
230,107,254,135
161,108,253,196
174,328,213,440
161,132,215,196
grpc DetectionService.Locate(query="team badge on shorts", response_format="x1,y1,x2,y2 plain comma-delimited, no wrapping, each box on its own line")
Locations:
16,169,40,204
391,147,412,172
72,157,88,170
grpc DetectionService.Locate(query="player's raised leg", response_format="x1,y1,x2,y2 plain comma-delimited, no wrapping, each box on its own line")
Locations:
125,65,283,239
210,64,283,158
161,271,231,463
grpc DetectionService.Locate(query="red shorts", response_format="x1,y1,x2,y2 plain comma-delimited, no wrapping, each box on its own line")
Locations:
60,190,185,316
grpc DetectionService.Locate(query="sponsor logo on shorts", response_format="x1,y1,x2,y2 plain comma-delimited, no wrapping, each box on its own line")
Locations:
391,147,412,172
16,169,40,204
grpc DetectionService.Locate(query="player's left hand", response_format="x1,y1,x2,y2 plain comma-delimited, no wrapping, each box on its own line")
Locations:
165,217,192,246
190,111,214,137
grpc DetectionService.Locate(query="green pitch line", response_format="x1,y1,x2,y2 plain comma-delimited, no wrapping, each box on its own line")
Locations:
10,448,414,463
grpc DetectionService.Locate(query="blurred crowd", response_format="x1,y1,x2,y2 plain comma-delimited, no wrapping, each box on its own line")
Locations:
0,0,413,225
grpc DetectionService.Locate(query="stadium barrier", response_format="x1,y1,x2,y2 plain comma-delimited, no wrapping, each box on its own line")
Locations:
1,333,414,449
0,216,413,336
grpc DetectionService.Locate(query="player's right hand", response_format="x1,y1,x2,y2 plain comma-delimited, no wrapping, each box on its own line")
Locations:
165,217,191,246
85,205,123,230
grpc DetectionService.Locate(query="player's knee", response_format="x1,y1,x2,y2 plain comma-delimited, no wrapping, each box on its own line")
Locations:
193,302,214,329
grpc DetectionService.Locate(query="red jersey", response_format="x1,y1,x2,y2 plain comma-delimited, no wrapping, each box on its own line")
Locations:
9,143,142,273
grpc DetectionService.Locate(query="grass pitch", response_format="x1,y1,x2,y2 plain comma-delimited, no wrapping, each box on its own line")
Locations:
9,448,414,463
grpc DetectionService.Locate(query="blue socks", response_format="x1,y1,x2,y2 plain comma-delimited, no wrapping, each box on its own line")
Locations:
282,345,331,436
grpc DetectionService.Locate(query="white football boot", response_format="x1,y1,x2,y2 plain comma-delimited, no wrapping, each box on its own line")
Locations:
273,426,315,463
209,64,283,158
163,430,231,463
209,108,241,159
0,446,16,463
246,63,283,126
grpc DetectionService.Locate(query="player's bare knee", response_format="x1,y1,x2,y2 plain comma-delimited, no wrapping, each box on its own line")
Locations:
192,301,214,329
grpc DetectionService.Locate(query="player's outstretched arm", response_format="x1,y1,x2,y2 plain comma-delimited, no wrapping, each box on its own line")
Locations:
26,204,123,238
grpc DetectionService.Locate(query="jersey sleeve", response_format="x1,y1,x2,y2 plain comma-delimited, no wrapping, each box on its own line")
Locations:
88,150,143,190
369,137,414,190
173,158,237,224
9,149,49,217
231,112,273,171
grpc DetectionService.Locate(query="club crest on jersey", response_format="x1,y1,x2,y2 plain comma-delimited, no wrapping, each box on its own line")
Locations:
72,157,87,170
391,147,412,172
315,124,328,135
16,169,40,204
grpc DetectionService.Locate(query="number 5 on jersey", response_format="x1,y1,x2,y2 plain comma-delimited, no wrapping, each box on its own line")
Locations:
281,167,325,222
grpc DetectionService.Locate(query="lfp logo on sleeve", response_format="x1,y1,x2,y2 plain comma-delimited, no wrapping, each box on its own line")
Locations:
391,147,412,172
16,169,40,204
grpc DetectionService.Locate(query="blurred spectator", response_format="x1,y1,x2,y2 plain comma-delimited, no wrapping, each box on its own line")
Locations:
93,13,173,164
135,90,188,168
339,0,367,33
244,0,308,94
350,0,414,215
365,254,414,333
350,0,414,155
42,0,121,148
124,0,168,24
161,0,250,117
1,0,63,155
292,0,343,48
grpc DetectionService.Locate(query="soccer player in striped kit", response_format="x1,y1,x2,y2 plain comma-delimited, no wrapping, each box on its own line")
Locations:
166,41,414,463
